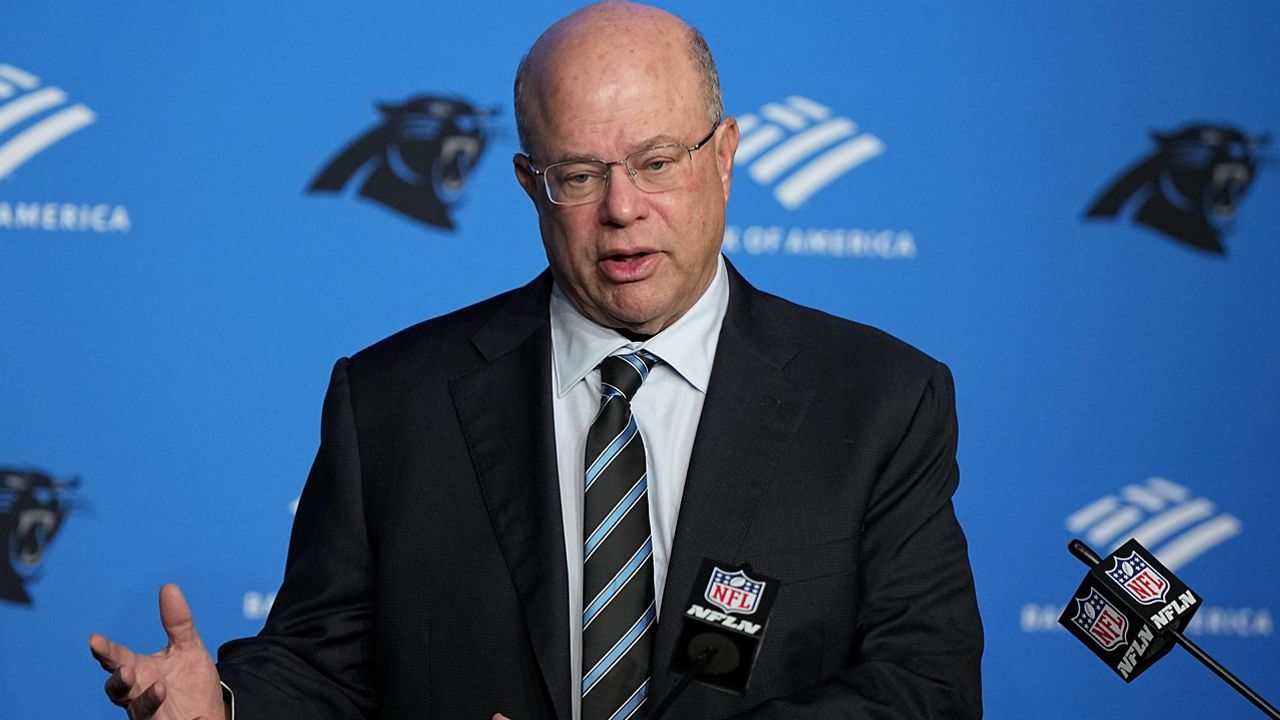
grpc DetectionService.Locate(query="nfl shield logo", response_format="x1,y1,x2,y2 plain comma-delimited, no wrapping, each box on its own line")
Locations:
704,567,765,615
1072,588,1129,651
1107,551,1169,606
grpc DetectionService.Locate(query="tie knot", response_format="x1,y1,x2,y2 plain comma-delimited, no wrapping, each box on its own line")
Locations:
599,350,659,401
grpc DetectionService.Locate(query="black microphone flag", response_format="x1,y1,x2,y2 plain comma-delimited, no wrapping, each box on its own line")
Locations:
668,559,778,695
1059,537,1200,681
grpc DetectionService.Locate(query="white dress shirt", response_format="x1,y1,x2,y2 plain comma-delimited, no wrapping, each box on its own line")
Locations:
550,255,729,720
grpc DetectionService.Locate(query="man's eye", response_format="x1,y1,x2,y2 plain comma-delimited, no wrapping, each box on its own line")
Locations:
640,157,675,173
552,164,603,187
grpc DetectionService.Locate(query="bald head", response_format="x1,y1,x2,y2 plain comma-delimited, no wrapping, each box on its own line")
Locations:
509,1,739,336
513,1,722,157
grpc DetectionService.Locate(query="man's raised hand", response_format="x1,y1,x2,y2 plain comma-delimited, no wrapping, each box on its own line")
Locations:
89,583,227,720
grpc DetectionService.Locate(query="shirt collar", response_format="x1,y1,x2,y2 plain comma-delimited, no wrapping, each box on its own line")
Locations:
550,254,729,397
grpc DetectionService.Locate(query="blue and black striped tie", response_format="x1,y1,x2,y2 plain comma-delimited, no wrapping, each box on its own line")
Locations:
581,350,659,720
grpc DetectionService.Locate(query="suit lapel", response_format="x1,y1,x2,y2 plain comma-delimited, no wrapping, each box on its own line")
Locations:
650,266,816,695
450,274,572,720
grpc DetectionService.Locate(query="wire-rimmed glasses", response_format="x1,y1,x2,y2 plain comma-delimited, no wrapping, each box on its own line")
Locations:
526,122,720,206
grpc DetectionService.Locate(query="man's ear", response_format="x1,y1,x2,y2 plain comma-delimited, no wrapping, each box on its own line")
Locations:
513,153,540,203
714,116,740,202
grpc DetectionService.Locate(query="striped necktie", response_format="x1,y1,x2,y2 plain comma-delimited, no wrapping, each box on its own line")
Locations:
581,350,659,720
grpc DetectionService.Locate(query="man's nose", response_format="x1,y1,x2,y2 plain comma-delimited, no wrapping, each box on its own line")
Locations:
598,162,647,226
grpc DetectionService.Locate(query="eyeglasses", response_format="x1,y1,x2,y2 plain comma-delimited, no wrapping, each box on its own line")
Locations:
526,122,720,206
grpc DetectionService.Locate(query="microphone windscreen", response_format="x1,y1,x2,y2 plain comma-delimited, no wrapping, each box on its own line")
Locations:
687,631,741,675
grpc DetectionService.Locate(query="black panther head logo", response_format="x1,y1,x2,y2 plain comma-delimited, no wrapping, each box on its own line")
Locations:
1085,123,1269,254
308,95,497,230
1,468,80,605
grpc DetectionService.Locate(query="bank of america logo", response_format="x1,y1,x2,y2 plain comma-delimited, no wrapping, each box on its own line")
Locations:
734,96,884,210
1065,477,1241,571
0,64,96,180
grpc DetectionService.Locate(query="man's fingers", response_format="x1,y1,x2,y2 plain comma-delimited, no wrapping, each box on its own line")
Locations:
158,583,203,652
127,680,165,719
89,633,136,672
103,664,138,705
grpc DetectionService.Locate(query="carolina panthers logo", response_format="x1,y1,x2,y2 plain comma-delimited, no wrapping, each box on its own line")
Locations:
1085,123,1268,254
1,468,80,605
308,95,496,230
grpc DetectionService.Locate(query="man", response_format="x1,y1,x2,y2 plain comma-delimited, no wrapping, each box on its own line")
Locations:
90,3,983,718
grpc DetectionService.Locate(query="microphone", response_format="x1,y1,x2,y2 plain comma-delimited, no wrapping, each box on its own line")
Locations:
646,560,777,719
1059,537,1193,681
1061,537,1280,718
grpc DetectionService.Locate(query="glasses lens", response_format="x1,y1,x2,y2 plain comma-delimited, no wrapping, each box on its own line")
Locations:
546,161,608,204
628,145,690,192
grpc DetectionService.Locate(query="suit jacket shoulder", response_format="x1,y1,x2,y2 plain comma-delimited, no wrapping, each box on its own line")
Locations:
345,271,553,390
726,267,940,385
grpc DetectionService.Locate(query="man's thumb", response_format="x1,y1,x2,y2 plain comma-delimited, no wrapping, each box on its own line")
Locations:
159,583,203,651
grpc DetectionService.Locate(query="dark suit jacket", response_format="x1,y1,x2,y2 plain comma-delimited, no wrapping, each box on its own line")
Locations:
218,264,983,719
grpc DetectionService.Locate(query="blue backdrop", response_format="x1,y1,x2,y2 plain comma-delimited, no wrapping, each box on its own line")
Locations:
4,2,1278,717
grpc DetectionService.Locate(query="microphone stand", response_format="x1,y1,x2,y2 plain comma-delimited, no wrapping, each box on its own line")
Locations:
1069,539,1280,720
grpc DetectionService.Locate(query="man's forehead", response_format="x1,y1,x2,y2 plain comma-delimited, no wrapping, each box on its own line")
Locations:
531,95,707,162
542,130,690,164
534,72,702,152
